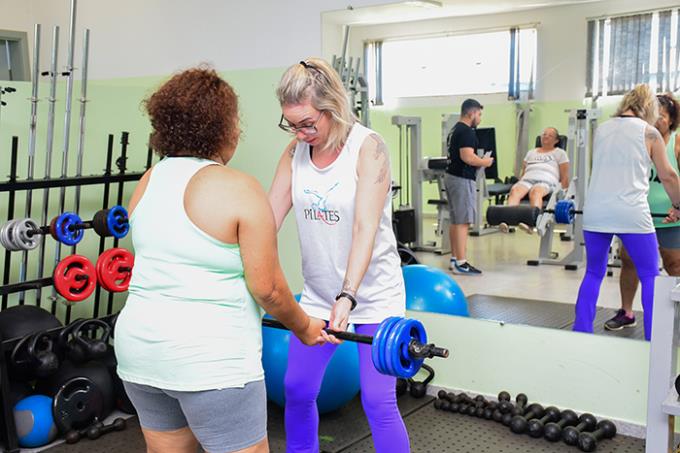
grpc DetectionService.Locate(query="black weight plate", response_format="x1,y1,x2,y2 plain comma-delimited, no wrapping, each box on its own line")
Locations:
52,377,105,433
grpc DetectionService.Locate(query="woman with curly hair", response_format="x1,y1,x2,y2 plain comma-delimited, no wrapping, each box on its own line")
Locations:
114,66,326,453
573,84,680,340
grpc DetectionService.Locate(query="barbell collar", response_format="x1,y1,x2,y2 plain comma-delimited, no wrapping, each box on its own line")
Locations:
409,341,450,359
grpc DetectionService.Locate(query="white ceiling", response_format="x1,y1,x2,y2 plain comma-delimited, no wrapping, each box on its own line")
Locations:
324,0,605,25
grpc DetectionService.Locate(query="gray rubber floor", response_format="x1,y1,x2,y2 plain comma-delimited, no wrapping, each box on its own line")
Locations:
345,402,644,452
41,397,645,453
467,294,645,340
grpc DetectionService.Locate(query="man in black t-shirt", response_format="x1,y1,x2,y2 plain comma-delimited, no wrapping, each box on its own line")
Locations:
444,98,494,275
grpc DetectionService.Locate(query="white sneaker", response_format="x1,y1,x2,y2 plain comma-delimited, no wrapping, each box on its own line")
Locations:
499,222,510,233
518,222,534,235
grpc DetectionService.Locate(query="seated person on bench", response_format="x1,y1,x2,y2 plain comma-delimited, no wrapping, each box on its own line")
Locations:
500,127,569,233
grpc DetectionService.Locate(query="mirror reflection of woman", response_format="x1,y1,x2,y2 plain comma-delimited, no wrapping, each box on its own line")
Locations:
573,84,680,340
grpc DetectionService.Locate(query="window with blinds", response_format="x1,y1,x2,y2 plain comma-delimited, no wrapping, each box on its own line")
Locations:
586,9,679,97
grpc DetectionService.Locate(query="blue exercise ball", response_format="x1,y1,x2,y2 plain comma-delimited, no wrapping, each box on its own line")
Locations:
13,395,58,448
402,264,469,317
261,296,361,414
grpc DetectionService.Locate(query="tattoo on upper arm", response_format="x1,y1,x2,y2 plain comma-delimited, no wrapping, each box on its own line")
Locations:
645,128,662,144
368,133,389,185
286,142,296,157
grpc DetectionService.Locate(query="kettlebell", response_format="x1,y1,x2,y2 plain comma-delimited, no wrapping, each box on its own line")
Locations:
60,319,111,363
396,378,408,397
11,332,60,379
406,364,435,399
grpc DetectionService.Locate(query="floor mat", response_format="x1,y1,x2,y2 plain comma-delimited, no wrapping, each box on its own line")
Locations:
343,400,645,452
467,294,645,340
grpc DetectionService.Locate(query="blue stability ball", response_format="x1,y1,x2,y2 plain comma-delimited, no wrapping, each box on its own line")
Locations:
14,395,58,448
402,264,469,317
261,308,361,414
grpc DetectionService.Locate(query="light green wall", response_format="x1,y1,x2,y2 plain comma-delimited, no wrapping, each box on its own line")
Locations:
412,310,653,426
0,67,301,321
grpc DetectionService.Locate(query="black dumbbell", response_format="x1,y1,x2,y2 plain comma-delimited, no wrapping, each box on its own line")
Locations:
527,406,560,438
440,400,451,411
544,409,578,442
511,393,528,416
65,422,103,444
577,420,616,452
465,404,477,416
433,398,443,410
492,408,504,422
510,404,544,434
86,417,127,440
563,413,598,446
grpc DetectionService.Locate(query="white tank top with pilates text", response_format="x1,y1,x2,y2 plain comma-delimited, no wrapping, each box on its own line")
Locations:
291,123,405,323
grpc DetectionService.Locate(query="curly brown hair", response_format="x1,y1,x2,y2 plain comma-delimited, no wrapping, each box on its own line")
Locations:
658,93,680,132
145,66,239,158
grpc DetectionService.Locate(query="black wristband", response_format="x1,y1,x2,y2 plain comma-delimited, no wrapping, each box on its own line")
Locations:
335,292,357,311
673,203,680,210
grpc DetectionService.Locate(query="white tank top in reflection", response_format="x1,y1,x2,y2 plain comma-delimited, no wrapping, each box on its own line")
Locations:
583,117,654,233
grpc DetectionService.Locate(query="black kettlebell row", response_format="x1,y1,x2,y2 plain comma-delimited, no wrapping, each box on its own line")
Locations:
8,315,113,382
433,390,617,452
395,364,435,399
0,305,135,448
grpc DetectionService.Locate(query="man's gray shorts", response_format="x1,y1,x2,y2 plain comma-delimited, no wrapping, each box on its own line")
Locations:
123,380,266,453
444,173,476,224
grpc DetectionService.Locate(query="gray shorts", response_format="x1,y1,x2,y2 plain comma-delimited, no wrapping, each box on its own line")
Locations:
123,380,266,453
656,226,680,250
444,173,476,224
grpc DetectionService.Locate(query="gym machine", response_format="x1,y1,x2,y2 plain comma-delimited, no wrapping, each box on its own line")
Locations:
486,109,600,270
391,115,454,254
332,26,370,127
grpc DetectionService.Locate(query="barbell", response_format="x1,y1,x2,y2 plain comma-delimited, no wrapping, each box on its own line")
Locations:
487,200,669,228
262,316,449,379
0,205,129,251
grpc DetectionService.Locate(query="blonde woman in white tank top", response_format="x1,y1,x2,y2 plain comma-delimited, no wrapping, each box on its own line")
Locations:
269,58,409,453
573,84,680,341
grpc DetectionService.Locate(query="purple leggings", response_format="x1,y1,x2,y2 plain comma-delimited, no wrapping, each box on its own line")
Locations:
574,231,659,340
284,323,410,453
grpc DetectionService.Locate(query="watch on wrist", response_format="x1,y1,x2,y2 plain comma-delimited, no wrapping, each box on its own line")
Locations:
673,202,680,210
335,292,357,311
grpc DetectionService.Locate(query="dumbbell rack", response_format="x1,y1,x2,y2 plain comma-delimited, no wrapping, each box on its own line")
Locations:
0,132,151,453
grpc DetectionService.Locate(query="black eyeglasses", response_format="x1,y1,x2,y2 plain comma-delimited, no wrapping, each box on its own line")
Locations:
278,110,324,135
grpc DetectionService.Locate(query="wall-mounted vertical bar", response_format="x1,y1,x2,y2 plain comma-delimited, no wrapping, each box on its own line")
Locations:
36,26,59,308
72,29,89,219
92,135,114,319
106,132,129,315
18,24,41,304
51,0,77,311
65,28,89,324
1,139,19,311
